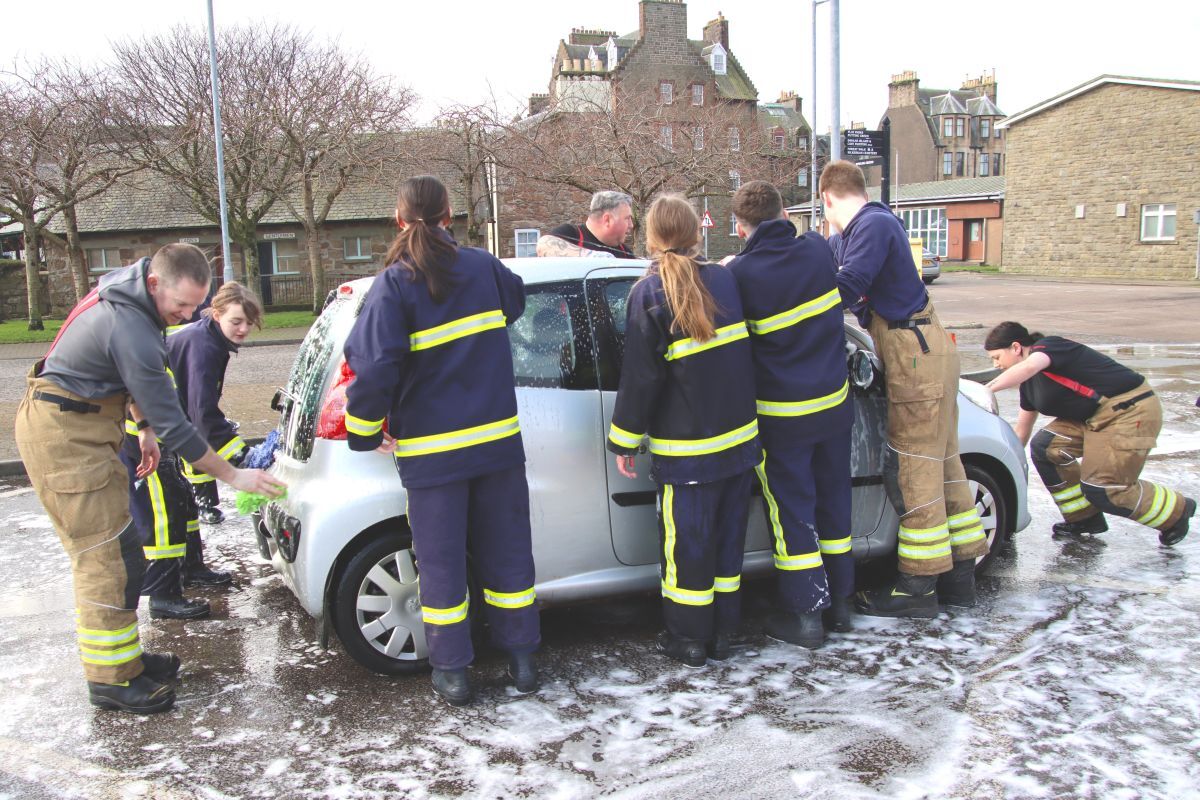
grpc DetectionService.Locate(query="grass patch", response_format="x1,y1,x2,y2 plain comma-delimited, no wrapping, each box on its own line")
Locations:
262,310,318,330
943,264,1001,274
0,308,315,345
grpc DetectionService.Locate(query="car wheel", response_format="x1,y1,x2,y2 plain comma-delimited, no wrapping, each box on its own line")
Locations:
964,462,1009,574
331,529,431,675
923,276,936,284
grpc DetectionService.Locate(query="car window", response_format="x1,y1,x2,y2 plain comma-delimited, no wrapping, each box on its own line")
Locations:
605,279,635,337
510,287,579,388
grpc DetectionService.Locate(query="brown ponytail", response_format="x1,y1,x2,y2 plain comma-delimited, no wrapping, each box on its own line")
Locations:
384,175,458,302
984,321,1043,351
645,194,715,342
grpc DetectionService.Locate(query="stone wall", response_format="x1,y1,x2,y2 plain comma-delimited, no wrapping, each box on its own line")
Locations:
0,262,49,321
1003,82,1200,280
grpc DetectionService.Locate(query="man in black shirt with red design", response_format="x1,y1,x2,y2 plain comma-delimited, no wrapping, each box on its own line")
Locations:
545,191,637,259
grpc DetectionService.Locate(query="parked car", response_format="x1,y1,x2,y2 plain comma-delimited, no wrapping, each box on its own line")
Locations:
922,249,942,284
258,259,1029,675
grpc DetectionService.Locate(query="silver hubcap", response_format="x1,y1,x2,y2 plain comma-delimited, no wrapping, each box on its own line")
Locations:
355,548,429,662
969,478,999,561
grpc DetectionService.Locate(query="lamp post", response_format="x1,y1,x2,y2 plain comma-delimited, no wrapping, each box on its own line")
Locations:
810,0,841,232
206,0,233,283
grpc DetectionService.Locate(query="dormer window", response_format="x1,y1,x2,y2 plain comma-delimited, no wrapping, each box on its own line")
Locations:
587,46,599,65
709,43,727,75
943,117,953,137
606,37,619,71
980,119,991,138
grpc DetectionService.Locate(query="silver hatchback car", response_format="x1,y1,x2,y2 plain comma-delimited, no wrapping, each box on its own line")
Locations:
258,258,1029,674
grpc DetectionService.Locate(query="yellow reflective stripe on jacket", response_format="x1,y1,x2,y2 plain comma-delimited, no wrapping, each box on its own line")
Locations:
421,598,469,625
394,415,521,458
714,575,741,592
217,436,246,461
76,621,139,647
774,551,823,571
819,536,852,555
755,459,789,559
483,587,537,609
746,288,840,336
661,582,714,606
345,413,384,437
662,485,678,587
756,380,849,418
79,642,144,666
124,419,140,436
409,309,506,352
664,322,749,361
608,423,644,450
649,419,758,457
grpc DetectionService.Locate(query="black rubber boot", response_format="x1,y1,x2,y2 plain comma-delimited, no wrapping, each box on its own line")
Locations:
140,652,181,682
936,559,977,608
1160,497,1196,547
198,506,225,525
184,566,234,588
822,595,854,633
707,634,732,662
764,611,825,649
855,573,938,619
149,594,211,620
655,631,707,668
507,652,540,695
1052,514,1107,538
194,482,225,525
431,668,473,706
88,675,175,714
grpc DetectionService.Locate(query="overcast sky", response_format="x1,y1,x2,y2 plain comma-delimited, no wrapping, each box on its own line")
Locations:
6,0,1198,128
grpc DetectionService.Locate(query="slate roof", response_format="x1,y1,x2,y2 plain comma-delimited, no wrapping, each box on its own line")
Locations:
929,92,969,115
787,176,1004,212
967,94,1004,116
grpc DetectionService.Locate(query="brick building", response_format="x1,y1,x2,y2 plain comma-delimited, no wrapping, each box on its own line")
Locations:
1000,75,1200,280
862,71,1006,188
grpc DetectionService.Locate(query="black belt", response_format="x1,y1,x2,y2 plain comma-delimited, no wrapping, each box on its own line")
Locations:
1111,390,1154,412
888,317,931,354
32,390,102,414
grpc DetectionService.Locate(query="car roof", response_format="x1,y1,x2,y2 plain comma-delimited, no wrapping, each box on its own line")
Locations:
333,257,650,298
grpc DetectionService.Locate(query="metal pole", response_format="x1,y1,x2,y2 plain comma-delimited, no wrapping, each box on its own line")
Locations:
830,0,841,162
811,0,819,233
206,0,234,283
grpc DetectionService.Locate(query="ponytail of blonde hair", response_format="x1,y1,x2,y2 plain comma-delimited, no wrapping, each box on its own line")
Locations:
645,194,715,342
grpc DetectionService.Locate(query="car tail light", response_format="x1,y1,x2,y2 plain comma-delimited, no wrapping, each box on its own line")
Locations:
316,358,389,441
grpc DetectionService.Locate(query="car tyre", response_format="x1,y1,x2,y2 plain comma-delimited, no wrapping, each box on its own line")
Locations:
923,276,937,285
964,461,1009,575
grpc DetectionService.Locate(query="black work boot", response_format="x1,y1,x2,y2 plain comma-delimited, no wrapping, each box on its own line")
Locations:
764,611,825,649
937,559,977,608
1160,497,1197,547
194,482,225,525
183,566,233,588
655,631,707,668
822,595,854,633
707,634,732,662
140,652,181,682
431,668,473,706
855,573,939,619
88,675,175,714
1052,514,1107,539
149,594,211,620
508,652,540,694
198,505,225,525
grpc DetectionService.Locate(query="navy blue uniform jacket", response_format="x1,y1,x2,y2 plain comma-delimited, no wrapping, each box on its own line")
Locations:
165,315,245,462
728,218,852,446
834,202,927,326
343,236,526,489
606,261,761,485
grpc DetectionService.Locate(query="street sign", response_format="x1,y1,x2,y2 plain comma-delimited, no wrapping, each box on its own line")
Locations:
844,128,886,167
700,210,714,228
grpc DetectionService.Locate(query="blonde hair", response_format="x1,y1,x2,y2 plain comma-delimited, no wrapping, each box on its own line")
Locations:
203,281,264,329
645,194,715,342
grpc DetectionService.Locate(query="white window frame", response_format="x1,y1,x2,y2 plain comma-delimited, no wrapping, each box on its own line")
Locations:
514,228,540,257
693,126,704,150
692,83,704,106
1140,204,1177,242
980,119,990,138
729,169,741,190
729,213,738,236
899,207,949,258
342,236,372,262
943,118,954,137
797,170,808,187
774,133,785,149
86,247,123,273
661,125,673,150
710,45,727,75
729,126,740,152
660,81,673,105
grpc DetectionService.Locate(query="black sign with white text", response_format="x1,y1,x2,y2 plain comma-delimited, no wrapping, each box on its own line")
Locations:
843,129,887,167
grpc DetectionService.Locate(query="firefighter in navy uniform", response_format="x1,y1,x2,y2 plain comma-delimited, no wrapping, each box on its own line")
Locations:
725,181,854,648
166,282,263,586
343,175,539,706
985,321,1196,545
607,194,761,668
821,161,988,618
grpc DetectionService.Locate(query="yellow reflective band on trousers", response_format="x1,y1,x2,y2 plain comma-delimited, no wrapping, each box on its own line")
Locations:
755,459,789,561
661,582,714,606
409,309,506,352
774,551,823,571
79,642,143,666
483,587,537,609
664,322,749,361
662,485,679,588
217,436,246,461
757,380,849,417
649,419,758,457
142,473,185,560
76,620,139,647
345,413,384,437
819,536,852,555
947,509,986,546
1052,484,1092,514
714,575,741,592
746,288,840,336
422,598,469,625
898,523,952,561
608,423,644,450
1137,485,1178,529
394,415,521,458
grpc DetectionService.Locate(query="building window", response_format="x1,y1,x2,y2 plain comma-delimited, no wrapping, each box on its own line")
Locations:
943,117,953,137
979,153,990,177
955,152,965,177
660,125,673,150
1140,204,1177,241
693,126,704,150
730,213,738,236
710,45,727,75
995,125,1002,139
660,81,673,105
342,236,372,261
798,137,808,151
797,170,808,187
956,117,965,138
980,119,990,138
774,133,785,149
943,152,953,176
899,207,949,258
692,83,704,106
86,247,122,273
729,127,740,152
514,228,540,257
994,153,1002,175
729,170,741,190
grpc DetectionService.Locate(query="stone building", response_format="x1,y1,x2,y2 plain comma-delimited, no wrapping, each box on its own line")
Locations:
1000,75,1200,280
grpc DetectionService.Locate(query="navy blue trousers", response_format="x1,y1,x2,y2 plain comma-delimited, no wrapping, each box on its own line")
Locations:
756,428,854,614
119,446,198,597
405,464,540,671
657,469,753,643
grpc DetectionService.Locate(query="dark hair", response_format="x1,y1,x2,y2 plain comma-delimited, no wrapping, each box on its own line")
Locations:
818,160,868,199
731,180,783,229
984,321,1044,350
384,175,457,302
645,194,715,342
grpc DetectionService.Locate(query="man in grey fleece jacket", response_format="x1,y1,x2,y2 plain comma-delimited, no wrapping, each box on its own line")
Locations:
14,243,285,714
